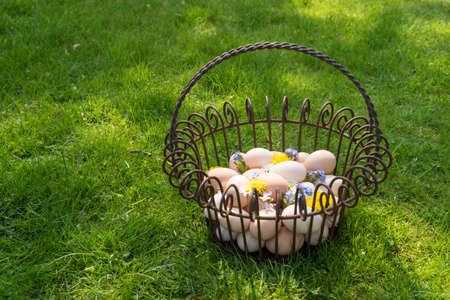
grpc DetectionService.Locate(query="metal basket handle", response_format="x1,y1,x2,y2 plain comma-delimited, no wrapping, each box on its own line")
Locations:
169,42,381,146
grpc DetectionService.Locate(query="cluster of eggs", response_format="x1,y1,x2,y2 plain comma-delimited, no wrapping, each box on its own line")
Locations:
204,147,342,255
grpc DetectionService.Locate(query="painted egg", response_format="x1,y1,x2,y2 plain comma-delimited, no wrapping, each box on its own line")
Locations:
295,152,310,163
266,226,304,255
258,172,289,199
218,208,250,232
229,152,248,173
282,205,323,234
207,167,239,191
215,225,237,242
237,231,265,253
318,175,343,196
305,224,329,245
204,192,223,220
249,208,281,241
303,150,336,174
242,168,265,179
269,161,306,183
244,148,273,169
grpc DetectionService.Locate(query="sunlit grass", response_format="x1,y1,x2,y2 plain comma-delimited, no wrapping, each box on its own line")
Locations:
0,0,449,298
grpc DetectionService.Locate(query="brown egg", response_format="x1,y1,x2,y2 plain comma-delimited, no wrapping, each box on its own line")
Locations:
218,208,250,232
305,225,329,245
266,227,304,255
244,148,273,169
303,150,336,174
207,167,239,191
236,231,265,253
242,168,265,179
295,152,310,163
249,208,281,241
258,172,289,198
224,175,250,207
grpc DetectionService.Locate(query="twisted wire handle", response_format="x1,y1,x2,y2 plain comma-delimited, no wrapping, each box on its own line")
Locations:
169,42,381,146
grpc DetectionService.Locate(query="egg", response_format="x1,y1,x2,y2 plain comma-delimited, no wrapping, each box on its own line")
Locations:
282,205,323,234
215,225,237,242
326,207,342,228
258,172,289,198
249,208,281,240
266,227,304,255
305,225,329,245
244,148,273,169
229,152,248,173
242,168,265,179
318,175,343,197
237,231,265,253
207,167,239,191
295,152,310,163
303,150,336,174
225,175,250,207
204,192,223,220
269,161,306,183
218,207,250,232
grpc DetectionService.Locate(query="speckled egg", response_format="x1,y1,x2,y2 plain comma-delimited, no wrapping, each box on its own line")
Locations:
258,172,289,198
266,226,304,255
249,208,280,240
237,231,265,253
218,208,250,232
303,150,336,174
244,148,273,169
269,161,306,183
282,205,323,234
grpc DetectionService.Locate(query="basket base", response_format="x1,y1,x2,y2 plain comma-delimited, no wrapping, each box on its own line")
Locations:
206,218,341,261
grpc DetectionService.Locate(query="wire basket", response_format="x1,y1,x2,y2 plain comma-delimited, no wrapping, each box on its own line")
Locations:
163,42,392,260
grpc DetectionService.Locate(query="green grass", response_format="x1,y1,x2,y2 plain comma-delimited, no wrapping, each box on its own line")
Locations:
1,0,449,298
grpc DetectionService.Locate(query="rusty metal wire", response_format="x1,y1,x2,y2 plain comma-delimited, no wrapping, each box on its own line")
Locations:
162,43,392,260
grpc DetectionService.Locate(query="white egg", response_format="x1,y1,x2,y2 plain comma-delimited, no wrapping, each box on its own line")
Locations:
326,207,342,228
295,152,310,163
282,205,323,234
218,208,250,232
207,167,239,191
258,172,289,198
249,208,281,241
269,161,306,183
303,150,336,174
318,175,343,197
305,224,329,245
237,231,265,253
215,225,237,242
244,148,273,169
266,226,304,255
203,192,223,220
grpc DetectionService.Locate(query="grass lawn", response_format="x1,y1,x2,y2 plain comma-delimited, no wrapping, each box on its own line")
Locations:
1,0,449,298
